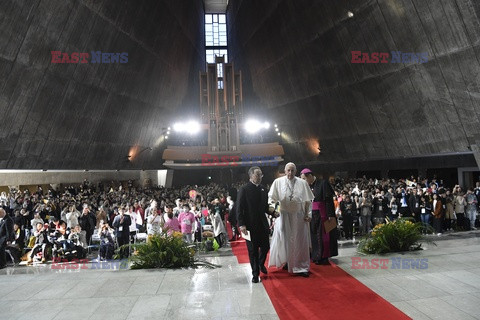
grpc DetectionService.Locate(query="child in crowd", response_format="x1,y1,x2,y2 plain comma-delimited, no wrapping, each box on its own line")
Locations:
27,222,50,265
177,204,196,243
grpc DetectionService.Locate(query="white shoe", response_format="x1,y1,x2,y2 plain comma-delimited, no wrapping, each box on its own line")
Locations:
437,233,442,236
472,227,477,230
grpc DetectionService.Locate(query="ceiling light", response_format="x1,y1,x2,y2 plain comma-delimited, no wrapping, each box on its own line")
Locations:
173,123,184,132
188,121,201,134
244,119,262,133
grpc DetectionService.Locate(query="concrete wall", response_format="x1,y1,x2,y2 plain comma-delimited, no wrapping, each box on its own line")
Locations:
0,170,140,187
0,0,205,170
227,0,480,166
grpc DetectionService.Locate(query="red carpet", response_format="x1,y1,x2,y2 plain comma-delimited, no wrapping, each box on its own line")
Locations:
230,240,411,320
230,239,250,263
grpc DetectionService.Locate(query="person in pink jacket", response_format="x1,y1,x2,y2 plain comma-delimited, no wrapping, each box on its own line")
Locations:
177,204,195,243
163,204,180,236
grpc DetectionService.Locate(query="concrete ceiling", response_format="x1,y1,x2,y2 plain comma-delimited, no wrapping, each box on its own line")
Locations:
227,0,480,167
0,0,205,170
1,0,479,171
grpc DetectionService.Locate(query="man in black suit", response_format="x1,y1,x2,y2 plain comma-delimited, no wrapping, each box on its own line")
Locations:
78,206,96,245
237,166,274,283
112,207,131,259
0,208,15,269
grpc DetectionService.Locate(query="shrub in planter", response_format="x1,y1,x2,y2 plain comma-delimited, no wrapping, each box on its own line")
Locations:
358,218,432,254
118,231,195,269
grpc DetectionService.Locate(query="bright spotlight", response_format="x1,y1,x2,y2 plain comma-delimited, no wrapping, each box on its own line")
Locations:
244,119,263,133
277,132,281,136
263,122,270,129
347,11,354,18
166,131,170,135
188,121,201,134
167,127,171,130
173,123,184,132
274,124,278,128
275,128,279,132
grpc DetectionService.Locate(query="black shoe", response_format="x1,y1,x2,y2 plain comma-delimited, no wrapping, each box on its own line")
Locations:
252,276,259,283
282,263,288,270
0,265,7,270
313,260,321,265
260,265,268,274
295,272,309,278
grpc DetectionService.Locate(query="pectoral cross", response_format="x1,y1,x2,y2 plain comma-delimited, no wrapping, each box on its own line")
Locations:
289,194,294,201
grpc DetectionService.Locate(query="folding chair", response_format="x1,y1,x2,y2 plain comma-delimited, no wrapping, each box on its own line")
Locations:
87,231,100,254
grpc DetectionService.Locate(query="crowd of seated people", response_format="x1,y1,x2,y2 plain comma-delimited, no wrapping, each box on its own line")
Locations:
0,179,236,266
1,175,478,267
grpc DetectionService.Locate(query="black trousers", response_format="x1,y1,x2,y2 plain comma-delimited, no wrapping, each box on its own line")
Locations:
0,244,6,267
86,230,94,245
433,216,443,233
100,243,114,259
310,212,322,261
399,207,410,217
343,214,353,239
117,235,130,258
246,235,269,277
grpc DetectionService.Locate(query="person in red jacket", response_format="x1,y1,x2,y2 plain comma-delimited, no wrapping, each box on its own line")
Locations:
432,193,444,236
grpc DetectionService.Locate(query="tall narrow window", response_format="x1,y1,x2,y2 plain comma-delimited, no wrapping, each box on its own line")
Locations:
205,14,227,64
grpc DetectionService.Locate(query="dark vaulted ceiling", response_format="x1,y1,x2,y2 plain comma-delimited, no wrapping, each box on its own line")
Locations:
227,0,480,168
1,0,480,171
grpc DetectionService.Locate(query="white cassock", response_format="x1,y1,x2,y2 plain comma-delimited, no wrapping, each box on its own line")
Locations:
268,176,314,273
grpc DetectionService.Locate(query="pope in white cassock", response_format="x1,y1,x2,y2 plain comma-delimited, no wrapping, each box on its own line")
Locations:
268,162,314,277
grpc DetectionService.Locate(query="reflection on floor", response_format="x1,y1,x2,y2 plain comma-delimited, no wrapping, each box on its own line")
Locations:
334,231,480,320
0,231,479,320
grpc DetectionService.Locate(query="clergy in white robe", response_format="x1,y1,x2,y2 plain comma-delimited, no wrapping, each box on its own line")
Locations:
268,162,314,277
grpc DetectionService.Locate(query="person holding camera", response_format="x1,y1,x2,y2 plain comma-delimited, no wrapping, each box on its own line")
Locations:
69,225,87,259
112,207,131,258
99,223,115,260
146,203,163,235
78,206,96,246
372,190,386,226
